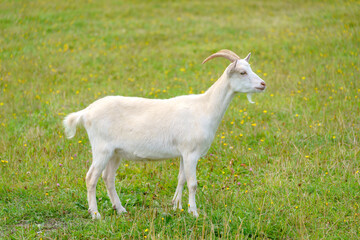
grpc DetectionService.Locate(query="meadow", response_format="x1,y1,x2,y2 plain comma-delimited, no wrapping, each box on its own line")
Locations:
0,0,359,239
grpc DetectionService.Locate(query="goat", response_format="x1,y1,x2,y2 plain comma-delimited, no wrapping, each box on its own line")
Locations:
63,49,266,219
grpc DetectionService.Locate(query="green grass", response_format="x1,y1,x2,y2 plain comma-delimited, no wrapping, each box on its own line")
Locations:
1,0,359,238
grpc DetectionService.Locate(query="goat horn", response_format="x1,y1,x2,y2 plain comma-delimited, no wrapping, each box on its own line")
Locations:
202,49,240,64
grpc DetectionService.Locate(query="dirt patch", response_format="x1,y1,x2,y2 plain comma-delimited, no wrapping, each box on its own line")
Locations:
4,218,67,237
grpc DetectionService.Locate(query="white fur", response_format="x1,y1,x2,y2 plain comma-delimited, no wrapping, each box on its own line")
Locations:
63,52,266,219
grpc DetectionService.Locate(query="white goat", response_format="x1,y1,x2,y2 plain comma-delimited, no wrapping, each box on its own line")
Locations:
63,49,266,219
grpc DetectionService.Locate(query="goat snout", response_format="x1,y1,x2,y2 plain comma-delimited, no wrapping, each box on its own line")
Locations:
255,81,266,91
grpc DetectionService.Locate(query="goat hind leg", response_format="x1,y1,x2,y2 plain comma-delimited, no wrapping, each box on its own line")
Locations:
102,156,126,215
86,148,111,220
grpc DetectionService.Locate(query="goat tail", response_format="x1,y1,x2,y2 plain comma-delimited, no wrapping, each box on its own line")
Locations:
63,109,86,139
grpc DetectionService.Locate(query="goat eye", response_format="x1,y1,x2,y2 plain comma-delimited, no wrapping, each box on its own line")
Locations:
240,71,247,75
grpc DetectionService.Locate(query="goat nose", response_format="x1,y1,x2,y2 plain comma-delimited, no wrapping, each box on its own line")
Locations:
261,81,266,87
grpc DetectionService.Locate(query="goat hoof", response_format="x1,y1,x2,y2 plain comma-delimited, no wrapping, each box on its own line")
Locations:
116,206,127,215
172,199,182,210
91,211,101,220
173,204,182,211
188,208,199,218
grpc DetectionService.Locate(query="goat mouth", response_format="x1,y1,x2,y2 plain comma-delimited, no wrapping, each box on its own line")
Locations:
255,87,266,91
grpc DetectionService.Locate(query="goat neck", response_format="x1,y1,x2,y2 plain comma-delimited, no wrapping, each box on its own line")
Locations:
203,71,235,133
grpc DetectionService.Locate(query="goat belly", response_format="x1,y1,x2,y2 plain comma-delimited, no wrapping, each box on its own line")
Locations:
113,140,181,161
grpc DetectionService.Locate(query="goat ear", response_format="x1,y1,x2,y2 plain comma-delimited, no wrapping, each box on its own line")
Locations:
228,60,238,75
244,52,251,63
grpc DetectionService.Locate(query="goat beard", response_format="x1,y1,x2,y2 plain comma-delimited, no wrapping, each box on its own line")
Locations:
247,93,255,104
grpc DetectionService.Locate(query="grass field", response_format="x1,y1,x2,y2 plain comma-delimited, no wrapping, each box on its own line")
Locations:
1,0,359,239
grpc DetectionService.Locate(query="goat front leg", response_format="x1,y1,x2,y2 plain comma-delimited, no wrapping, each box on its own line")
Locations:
183,152,200,217
172,157,185,210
